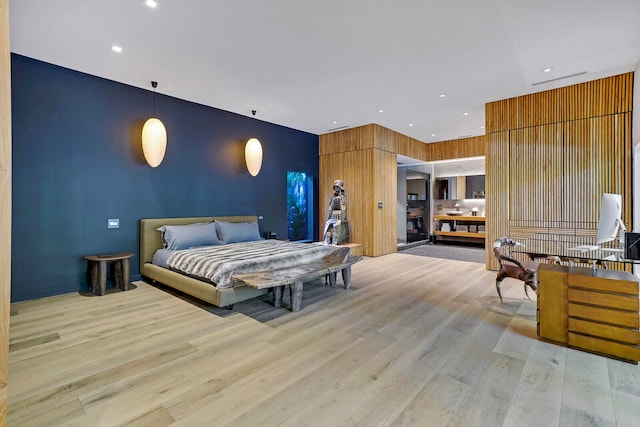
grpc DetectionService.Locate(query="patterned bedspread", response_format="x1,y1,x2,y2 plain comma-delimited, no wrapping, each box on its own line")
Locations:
165,240,346,289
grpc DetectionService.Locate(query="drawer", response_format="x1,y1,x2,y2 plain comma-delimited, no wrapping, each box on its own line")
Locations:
568,317,640,345
568,270,638,296
568,303,639,329
569,332,640,362
568,288,639,312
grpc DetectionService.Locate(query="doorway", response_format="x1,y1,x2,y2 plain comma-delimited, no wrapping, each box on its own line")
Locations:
397,155,486,252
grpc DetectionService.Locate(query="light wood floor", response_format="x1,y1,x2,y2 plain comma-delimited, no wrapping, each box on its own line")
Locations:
7,253,640,426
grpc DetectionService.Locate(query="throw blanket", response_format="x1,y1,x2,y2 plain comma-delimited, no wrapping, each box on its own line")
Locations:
166,240,346,289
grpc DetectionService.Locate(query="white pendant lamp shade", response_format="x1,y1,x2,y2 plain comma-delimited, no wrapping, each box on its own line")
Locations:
142,117,167,168
245,137,263,176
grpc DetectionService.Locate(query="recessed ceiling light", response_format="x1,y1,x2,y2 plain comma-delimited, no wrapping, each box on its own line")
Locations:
480,126,485,129
431,133,436,137
111,45,123,53
145,0,158,8
463,112,469,116
332,120,337,124
439,94,446,98
543,67,552,73
408,123,414,127
378,109,384,113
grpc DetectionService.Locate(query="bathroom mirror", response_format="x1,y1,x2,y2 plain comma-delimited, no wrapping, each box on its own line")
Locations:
436,175,484,200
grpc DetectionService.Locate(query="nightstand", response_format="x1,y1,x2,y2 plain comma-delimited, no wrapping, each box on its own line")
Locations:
84,252,134,296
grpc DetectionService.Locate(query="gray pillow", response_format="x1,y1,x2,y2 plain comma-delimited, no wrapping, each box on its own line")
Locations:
157,222,221,250
215,221,262,244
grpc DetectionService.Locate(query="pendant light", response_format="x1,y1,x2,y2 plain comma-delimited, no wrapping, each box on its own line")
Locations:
142,81,167,167
245,110,263,176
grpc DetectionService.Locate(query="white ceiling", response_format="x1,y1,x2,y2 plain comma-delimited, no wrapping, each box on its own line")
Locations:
9,0,640,143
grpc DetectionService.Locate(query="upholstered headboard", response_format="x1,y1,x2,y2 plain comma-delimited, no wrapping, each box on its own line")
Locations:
139,215,258,271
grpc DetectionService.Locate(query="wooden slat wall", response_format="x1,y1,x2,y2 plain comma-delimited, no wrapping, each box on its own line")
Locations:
486,73,633,271
372,124,399,153
319,125,375,155
485,131,509,269
509,124,564,225
425,136,486,161
486,73,634,132
369,123,487,162
0,0,11,423
394,131,428,161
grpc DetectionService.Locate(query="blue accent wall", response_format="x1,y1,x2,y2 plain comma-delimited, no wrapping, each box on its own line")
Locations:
11,54,320,302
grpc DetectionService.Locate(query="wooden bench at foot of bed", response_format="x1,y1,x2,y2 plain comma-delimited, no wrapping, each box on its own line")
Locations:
231,247,362,312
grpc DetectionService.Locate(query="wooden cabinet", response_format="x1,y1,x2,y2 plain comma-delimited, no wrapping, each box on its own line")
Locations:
434,215,485,242
537,264,640,363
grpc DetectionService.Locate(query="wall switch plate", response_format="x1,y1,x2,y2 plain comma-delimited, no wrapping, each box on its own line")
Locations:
108,218,120,229
378,202,383,208
258,215,264,220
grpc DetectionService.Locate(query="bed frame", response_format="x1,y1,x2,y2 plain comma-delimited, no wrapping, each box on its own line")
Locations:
139,216,268,307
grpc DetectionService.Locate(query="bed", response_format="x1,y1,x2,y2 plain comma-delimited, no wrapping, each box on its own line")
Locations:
140,216,356,309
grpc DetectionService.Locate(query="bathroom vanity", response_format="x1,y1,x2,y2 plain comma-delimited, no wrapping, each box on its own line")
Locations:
434,214,486,245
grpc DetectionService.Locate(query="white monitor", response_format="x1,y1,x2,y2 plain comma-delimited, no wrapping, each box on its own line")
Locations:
596,193,626,245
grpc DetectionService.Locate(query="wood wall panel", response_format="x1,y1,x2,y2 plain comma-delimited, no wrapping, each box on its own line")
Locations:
485,100,509,136
486,73,633,272
509,124,563,225
392,131,486,162
392,130,428,161
0,0,11,423
319,125,375,156
486,73,633,133
485,131,509,270
319,147,397,257
319,149,380,256
372,149,398,255
426,136,486,161
562,115,631,226
504,114,631,238
319,150,371,253
372,124,398,153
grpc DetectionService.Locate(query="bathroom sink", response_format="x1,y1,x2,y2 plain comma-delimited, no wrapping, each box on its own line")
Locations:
447,211,464,216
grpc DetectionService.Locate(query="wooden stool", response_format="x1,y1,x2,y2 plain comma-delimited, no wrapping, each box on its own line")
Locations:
84,252,134,296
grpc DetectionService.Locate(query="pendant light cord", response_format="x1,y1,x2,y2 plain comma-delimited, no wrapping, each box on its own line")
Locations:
252,109,257,136
151,81,158,116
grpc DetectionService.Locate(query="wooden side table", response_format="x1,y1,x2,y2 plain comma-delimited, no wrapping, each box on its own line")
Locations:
84,252,134,296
